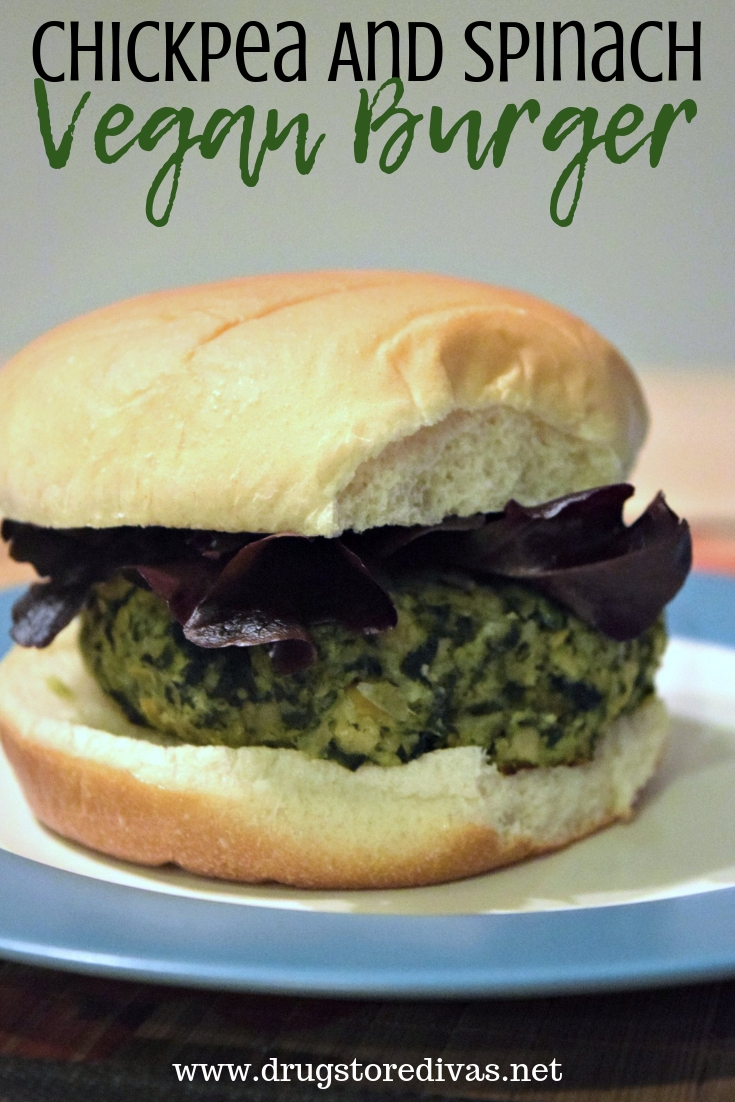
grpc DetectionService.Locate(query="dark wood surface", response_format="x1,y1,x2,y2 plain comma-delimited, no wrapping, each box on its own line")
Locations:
1,959,735,1100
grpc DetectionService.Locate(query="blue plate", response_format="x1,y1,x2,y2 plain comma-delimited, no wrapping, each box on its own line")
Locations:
1,575,735,998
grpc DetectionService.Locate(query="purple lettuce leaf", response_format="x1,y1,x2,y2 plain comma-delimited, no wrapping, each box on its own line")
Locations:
9,582,89,648
452,489,691,640
2,484,692,659
138,535,396,672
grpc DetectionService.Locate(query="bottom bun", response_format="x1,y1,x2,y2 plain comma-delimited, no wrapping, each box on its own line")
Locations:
0,623,668,890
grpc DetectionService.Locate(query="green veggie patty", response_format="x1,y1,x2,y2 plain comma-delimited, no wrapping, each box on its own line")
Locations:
78,572,665,771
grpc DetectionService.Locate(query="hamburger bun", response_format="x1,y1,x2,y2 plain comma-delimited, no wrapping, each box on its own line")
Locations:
0,270,647,536
0,623,667,890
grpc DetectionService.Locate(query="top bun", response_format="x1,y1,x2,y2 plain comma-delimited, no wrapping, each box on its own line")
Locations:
0,271,647,536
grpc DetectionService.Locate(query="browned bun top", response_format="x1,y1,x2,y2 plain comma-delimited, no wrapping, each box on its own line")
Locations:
0,271,647,535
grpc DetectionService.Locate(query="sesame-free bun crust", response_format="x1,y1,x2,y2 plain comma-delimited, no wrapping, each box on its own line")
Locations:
0,625,667,890
0,271,647,536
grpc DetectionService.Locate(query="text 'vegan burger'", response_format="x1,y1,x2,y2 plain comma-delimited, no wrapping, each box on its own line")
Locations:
0,271,690,888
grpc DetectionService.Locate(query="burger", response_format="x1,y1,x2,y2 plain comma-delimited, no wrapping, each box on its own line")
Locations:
0,271,690,889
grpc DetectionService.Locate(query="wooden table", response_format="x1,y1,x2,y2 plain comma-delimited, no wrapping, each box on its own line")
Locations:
0,370,734,1101
1,960,735,1101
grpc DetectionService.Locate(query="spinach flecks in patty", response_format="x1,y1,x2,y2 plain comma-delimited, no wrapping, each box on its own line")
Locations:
400,637,439,683
79,572,666,771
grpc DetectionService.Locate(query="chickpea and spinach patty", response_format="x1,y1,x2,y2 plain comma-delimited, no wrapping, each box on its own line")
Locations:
79,573,665,772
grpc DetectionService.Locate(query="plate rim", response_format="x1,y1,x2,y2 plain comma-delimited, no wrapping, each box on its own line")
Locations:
3,846,735,997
